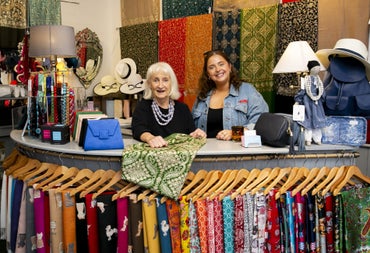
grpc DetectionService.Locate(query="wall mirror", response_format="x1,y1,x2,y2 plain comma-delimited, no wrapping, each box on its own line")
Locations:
74,28,103,89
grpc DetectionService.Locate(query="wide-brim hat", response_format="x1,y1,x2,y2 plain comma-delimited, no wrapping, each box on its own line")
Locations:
120,73,144,95
93,75,119,95
316,38,370,80
114,58,137,84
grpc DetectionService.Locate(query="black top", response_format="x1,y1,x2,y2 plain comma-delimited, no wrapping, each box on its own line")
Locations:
132,99,196,141
207,108,223,138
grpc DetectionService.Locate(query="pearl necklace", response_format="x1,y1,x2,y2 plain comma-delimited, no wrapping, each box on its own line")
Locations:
304,75,324,104
151,99,175,126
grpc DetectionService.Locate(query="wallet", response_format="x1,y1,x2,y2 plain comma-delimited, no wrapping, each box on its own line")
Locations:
83,118,124,150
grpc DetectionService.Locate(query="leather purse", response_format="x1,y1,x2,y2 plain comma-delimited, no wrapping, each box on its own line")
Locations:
83,118,124,150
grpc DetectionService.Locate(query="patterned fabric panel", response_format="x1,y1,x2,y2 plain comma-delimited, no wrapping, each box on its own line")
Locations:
213,10,241,71
213,0,279,11
0,0,26,28
274,0,318,96
119,22,159,77
162,0,212,20
120,0,160,27
28,0,61,26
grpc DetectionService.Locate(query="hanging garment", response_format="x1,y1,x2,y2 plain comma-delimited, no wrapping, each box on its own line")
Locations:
117,196,129,253
157,197,172,253
266,189,281,253
295,192,306,253
324,193,335,253
75,194,89,252
0,172,7,240
306,192,317,253
61,189,76,253
25,187,36,253
179,196,190,253
243,193,254,253
223,196,234,253
166,199,182,253
234,195,244,253
195,198,208,253
48,189,63,253
212,197,224,253
142,197,161,252
128,195,145,253
33,189,50,253
85,193,100,253
189,200,201,252
252,192,267,252
15,182,27,253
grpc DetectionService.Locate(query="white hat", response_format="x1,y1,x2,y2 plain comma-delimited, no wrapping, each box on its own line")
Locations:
114,58,137,84
93,75,119,96
120,74,144,95
316,38,370,79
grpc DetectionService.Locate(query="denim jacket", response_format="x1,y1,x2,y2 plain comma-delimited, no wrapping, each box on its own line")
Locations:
192,82,269,132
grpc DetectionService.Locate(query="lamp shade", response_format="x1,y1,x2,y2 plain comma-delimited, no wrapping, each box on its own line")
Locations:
272,41,325,74
29,25,76,58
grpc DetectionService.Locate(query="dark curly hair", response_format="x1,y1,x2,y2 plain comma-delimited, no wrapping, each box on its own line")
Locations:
196,50,241,100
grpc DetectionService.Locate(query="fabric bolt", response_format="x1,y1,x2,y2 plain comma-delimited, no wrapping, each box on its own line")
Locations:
128,194,144,253
243,193,254,253
233,195,244,253
117,196,129,253
266,189,280,253
222,196,234,253
156,197,172,253
184,14,213,109
162,0,212,19
166,199,181,253
206,198,215,253
48,189,63,253
61,189,76,253
195,199,208,253
0,172,7,240
240,4,278,111
25,187,36,253
142,197,160,252
316,193,327,253
96,192,118,253
121,133,206,199
179,196,190,253
324,193,334,253
120,0,160,26
306,192,317,253
75,194,89,252
213,10,241,71
188,200,201,252
212,198,224,253
295,192,306,253
341,187,370,252
158,18,187,99
28,0,61,26
15,181,27,253
85,193,100,253
274,0,318,96
33,189,49,253
119,22,158,78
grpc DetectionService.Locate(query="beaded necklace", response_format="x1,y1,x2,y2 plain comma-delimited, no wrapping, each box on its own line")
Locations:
151,99,175,126
304,75,324,104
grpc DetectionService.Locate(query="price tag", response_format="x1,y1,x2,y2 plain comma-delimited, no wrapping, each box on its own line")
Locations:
293,104,305,121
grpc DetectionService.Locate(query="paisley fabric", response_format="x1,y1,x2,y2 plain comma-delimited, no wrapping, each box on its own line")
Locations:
274,0,318,96
121,133,206,199
212,198,224,253
28,0,61,26
120,0,160,26
119,22,158,77
233,195,244,253
0,0,26,28
213,10,241,71
162,0,212,20
240,4,278,111
184,14,213,109
158,18,187,99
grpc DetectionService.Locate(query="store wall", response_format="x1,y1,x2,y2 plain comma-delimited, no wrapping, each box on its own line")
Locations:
60,0,122,98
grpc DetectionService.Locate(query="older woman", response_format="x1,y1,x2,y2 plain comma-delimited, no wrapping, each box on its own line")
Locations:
132,62,206,148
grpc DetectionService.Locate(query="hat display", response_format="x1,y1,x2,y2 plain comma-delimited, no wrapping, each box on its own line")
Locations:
120,73,144,95
114,58,137,84
316,38,370,79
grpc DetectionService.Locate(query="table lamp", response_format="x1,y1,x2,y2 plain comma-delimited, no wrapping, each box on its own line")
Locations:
272,41,325,88
28,25,76,71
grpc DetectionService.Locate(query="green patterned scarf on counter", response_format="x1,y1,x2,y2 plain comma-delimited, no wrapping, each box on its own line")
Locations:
121,133,206,199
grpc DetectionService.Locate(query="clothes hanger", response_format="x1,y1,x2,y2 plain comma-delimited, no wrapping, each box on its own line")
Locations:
41,166,79,191
92,171,126,199
320,165,348,196
21,162,57,182
218,168,249,200
57,168,94,192
262,167,291,196
5,154,29,176
2,149,20,169
241,167,272,195
276,167,309,199
137,189,152,201
27,163,59,186
333,165,370,196
11,158,41,179
68,169,106,196
79,170,117,198
111,182,139,201
301,166,330,196
291,167,320,197
251,167,281,195
179,170,208,197
231,168,261,200
187,170,222,201
34,165,71,190
201,169,235,199
311,167,339,196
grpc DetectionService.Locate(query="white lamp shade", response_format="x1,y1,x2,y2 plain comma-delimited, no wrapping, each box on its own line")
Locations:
29,25,76,58
272,41,325,73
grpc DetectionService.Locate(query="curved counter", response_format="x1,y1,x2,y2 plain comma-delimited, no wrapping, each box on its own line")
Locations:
10,130,360,171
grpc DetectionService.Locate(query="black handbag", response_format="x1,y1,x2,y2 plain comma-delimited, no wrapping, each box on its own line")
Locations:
254,112,305,154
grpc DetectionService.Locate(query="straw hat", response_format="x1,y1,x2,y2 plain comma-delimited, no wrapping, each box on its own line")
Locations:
120,73,144,95
316,38,370,79
114,58,137,84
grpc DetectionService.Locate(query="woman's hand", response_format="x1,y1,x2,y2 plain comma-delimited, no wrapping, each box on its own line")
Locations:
190,128,207,139
216,130,232,141
147,136,168,148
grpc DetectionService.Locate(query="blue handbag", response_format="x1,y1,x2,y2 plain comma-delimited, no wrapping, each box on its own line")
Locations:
83,118,124,150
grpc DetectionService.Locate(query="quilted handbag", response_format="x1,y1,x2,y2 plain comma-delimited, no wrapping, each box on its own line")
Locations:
83,118,124,150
